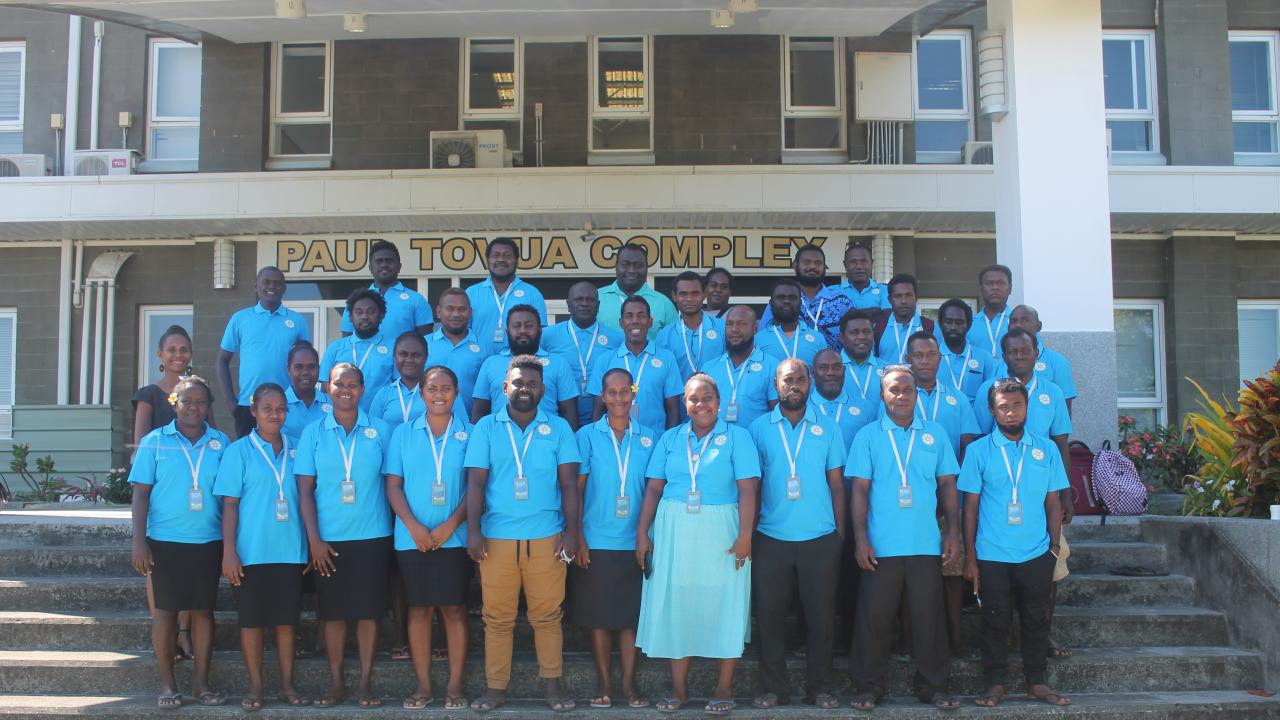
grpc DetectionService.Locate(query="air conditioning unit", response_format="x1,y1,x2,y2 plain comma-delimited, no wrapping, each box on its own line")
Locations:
429,130,511,169
72,149,141,177
961,141,993,165
0,154,52,178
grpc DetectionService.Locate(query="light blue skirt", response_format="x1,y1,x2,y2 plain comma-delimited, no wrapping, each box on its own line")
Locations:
636,498,751,659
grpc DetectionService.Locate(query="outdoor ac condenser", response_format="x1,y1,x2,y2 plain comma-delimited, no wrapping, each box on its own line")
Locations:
0,154,53,177
430,130,510,169
72,149,141,176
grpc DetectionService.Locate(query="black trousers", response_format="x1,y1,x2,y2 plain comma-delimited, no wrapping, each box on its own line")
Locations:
978,551,1055,687
837,503,860,649
232,404,256,439
752,531,842,700
851,555,950,700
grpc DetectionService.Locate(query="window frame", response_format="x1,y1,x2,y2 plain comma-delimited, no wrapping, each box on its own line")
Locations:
136,305,193,389
1237,299,1280,385
286,298,347,351
268,40,334,163
0,42,26,149
460,37,524,155
912,28,973,164
780,35,847,160
1101,29,1162,161
1228,30,1280,165
144,38,201,167
0,308,17,440
1114,299,1167,425
588,35,654,161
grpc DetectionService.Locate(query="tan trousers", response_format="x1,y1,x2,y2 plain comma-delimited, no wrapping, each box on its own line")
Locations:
478,534,566,690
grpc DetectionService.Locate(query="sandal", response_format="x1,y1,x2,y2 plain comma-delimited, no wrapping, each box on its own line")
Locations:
173,629,191,662
470,691,506,712
195,690,226,706
432,647,448,661
1028,685,1072,706
705,698,735,715
922,691,960,711
851,692,878,711
656,696,687,713
402,694,432,709
628,695,650,708
313,693,345,707
974,685,1006,707
278,693,310,706
751,693,779,709
1048,644,1074,659
444,695,468,710
389,645,411,661
547,695,576,712
157,692,182,709
813,693,840,710
589,695,613,709
357,694,383,708
240,695,263,712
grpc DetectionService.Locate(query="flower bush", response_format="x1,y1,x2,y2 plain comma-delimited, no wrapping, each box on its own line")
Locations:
1117,415,1198,492
1226,364,1280,516
1182,379,1249,517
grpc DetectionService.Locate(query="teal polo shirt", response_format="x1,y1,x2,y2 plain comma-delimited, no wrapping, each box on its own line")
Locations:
845,416,959,558
877,313,924,365
937,340,995,404
425,329,486,416
809,387,871,450
835,279,891,311
588,343,683,431
958,430,1069,564
655,312,726,379
219,303,312,406
703,347,779,428
967,306,1011,361
130,421,230,544
318,332,394,412
645,420,761,506
473,348,579,418
993,344,1078,400
900,382,979,462
576,418,659,551
340,281,433,338
755,322,827,365
542,320,625,422
973,376,1072,438
465,276,548,355
464,407,581,540
748,407,846,542
282,387,331,443
384,416,472,551
597,281,678,340
842,352,885,425
293,411,393,542
212,431,307,566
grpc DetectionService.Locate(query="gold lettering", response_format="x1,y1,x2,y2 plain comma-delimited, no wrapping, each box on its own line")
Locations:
762,236,793,268
442,238,476,272
591,236,623,269
732,235,761,268
702,236,731,267
661,235,697,269
409,238,442,271
542,236,577,270
276,240,306,272
626,235,659,267
334,239,369,272
520,237,543,271
299,240,336,273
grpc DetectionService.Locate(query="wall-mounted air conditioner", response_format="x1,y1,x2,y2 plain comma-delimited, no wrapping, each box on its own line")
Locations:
429,130,511,169
72,149,141,176
0,154,53,177
962,141,993,165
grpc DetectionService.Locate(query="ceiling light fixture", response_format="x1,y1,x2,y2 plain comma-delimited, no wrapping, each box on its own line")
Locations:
728,0,758,12
342,12,368,32
710,8,734,28
274,0,306,19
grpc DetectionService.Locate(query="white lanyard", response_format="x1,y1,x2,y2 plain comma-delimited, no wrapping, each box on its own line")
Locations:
333,427,359,483
504,421,536,478
250,434,290,501
624,351,650,392
887,428,917,488
1026,376,1038,396
944,348,971,392
686,431,715,493
999,443,1028,504
984,308,1008,358
847,362,874,400
723,355,750,403
679,320,703,371
891,316,919,363
817,398,844,421
176,437,207,490
567,323,601,382
771,325,801,359
804,297,824,328
492,281,517,330
395,380,419,423
917,386,942,422
776,420,808,478
351,340,376,371
427,419,452,488
607,425,633,497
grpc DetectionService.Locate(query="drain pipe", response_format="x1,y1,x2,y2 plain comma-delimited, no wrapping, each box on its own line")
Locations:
89,21,103,150
91,281,105,404
63,16,82,176
78,279,94,404
102,278,118,405
56,240,72,405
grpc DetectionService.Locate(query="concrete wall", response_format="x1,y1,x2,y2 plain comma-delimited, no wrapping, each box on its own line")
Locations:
197,39,266,172
191,241,258,433
0,248,60,405
76,22,147,155
523,42,588,167
1,8,68,161
1167,236,1239,423
1156,0,1234,165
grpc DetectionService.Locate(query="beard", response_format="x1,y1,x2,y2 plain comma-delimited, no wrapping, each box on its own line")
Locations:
796,273,822,287
508,393,538,412
509,336,539,356
997,420,1026,437
354,324,379,340
780,394,807,411
726,337,753,356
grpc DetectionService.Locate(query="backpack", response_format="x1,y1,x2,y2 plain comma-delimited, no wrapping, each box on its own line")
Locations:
1067,441,1103,516
1091,440,1148,516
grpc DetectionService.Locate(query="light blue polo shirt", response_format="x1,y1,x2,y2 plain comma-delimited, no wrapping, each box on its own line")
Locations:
748,408,846,542
755,322,827,365
973,376,1072,438
845,416,960,558
588,343,683,432
293,411,393,542
426,329,486,416
212,431,306,566
835,279,891,311
576,419,659,551
993,345,1078,400
340,281,433,339
967,306,1011,361
318,332,394,412
877,313,925,365
368,379,425,433
129,421,230,544
938,342,995,404
384,416,472,551
646,420,761,506
655,313,726,380
958,431,1069,564
703,348,779,428
542,320,625,422
904,382,979,461
474,349,579,418
758,287,842,328
464,408,581,541
842,353,885,425
597,281,678,340
282,387,331,442
809,387,872,450
466,276,548,355
219,303,312,406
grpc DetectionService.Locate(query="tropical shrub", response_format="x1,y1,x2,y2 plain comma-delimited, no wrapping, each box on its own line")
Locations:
1227,364,1280,516
1117,415,1198,492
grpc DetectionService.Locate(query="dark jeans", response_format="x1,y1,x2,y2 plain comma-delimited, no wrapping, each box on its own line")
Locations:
978,550,1056,687
232,404,256,439
752,531,842,701
851,554,950,700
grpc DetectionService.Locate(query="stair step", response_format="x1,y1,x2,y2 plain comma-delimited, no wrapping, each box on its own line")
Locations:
0,545,136,577
0,513,132,546
0,646,1261,698
1065,543,1168,575
1063,518,1143,543
1056,573,1194,607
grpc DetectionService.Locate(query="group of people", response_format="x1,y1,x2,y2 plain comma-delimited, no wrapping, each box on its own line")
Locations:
128,237,1079,713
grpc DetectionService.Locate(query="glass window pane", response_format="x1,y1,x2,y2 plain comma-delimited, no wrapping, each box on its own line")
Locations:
1114,308,1158,400
1233,121,1278,154
1108,120,1151,152
1121,407,1160,429
469,39,516,111
789,38,837,107
275,122,330,155
592,118,650,150
784,116,842,149
1239,308,1279,383
916,37,965,111
462,119,521,152
141,310,193,387
279,43,327,114
0,51,21,123
597,38,644,109
154,44,201,118
150,126,199,160
0,131,20,154
1103,38,1141,111
1230,41,1273,112
915,119,970,153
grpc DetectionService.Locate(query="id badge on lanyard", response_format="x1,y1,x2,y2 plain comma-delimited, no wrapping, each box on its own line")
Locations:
897,485,913,508
188,488,204,512
340,479,356,504
725,402,739,423
787,476,802,501
432,482,447,506
275,498,290,521
514,476,530,500
686,490,702,514
616,495,631,518
1007,502,1023,525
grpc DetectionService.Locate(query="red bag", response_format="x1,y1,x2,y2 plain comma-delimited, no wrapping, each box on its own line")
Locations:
1067,440,1103,516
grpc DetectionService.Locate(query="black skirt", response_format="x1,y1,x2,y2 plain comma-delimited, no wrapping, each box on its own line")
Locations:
397,547,472,608
233,563,305,628
148,538,222,612
314,537,392,621
569,549,642,631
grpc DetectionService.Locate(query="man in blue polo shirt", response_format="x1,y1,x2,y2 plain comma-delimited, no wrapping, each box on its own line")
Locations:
835,243,890,315
973,329,1072,470
471,305,579,428
838,309,884,424
465,355,581,714
704,267,734,319
597,243,677,340
467,237,548,355
703,305,778,427
875,274,934,365
756,279,828,364
319,289,393,412
1003,305,1078,413
904,332,978,459
655,271,725,379
426,288,486,417
845,366,960,712
339,240,433,339
959,379,1071,709
759,244,852,349
937,298,995,404
588,296,682,430
809,348,868,449
748,359,846,711
542,281,624,423
217,266,311,438
968,264,1014,361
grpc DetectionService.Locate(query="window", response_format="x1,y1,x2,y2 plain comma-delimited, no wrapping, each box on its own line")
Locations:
146,39,201,166
288,299,345,350
270,41,332,161
782,36,846,157
1102,31,1160,157
1238,301,1280,384
0,309,16,439
1229,31,1279,164
1115,300,1166,426
589,36,653,160
137,306,193,388
462,38,522,154
913,30,972,163
0,43,25,154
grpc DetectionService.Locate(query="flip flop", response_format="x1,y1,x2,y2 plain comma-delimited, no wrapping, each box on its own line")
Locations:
921,691,960,710
240,695,263,712
1048,645,1074,659
589,695,613,709
195,691,226,706
628,695,650,708
157,692,182,709
548,696,576,712
705,698,735,715
1028,687,1072,706
656,697,686,713
813,693,840,710
402,694,432,709
974,686,1006,707
751,693,779,709
444,695,468,710
313,694,345,707
389,646,411,660
432,647,448,661
357,694,383,708
851,692,878,711
278,693,310,706
470,692,506,712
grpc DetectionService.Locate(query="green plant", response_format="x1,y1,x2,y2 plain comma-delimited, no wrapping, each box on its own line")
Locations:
102,467,132,505
7,443,74,502
1118,415,1198,492
1182,379,1248,517
1227,363,1280,516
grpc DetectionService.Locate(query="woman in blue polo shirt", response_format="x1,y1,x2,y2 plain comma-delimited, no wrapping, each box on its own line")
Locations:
282,341,331,442
213,383,309,711
385,365,472,711
634,373,761,716
369,332,429,432
129,375,230,709
571,368,658,710
295,363,394,709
